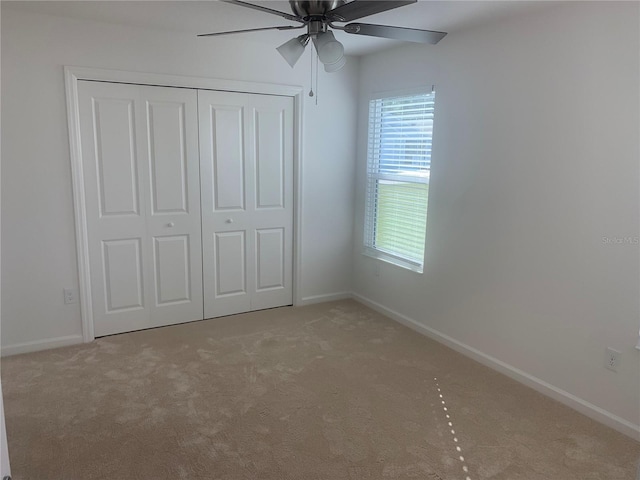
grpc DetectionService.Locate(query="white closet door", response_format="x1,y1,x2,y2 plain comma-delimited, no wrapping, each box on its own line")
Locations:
78,81,203,336
198,90,293,319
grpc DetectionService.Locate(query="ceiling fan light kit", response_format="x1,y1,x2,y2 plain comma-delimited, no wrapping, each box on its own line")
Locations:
323,52,347,73
312,31,345,71
276,34,310,67
199,0,447,72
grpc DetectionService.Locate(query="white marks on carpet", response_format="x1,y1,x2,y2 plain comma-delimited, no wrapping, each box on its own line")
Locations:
434,377,472,480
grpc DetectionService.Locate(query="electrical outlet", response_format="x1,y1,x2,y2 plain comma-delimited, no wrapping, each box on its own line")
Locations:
63,288,77,305
605,347,621,372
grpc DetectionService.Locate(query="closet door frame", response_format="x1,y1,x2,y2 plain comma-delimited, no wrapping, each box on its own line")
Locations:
65,66,304,343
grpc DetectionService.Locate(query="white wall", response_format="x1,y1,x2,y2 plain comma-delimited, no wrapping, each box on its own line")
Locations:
0,8,357,351
353,2,640,435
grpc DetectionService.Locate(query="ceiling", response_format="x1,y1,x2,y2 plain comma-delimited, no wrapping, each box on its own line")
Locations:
3,0,547,56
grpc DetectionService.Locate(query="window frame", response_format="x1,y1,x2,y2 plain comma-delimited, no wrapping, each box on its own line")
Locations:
362,87,436,274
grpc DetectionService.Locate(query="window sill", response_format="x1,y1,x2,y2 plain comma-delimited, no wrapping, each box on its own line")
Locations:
362,249,423,274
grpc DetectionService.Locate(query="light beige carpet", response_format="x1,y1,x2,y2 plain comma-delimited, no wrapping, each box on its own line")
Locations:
2,300,639,479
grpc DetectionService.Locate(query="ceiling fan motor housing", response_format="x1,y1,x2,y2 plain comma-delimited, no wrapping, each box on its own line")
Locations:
307,20,327,36
289,0,346,18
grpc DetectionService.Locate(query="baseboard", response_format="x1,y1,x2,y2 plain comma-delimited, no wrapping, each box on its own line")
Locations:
1,335,84,357
353,293,640,441
298,291,353,306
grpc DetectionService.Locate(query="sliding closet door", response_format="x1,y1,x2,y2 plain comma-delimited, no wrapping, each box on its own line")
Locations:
198,90,294,319
78,81,203,336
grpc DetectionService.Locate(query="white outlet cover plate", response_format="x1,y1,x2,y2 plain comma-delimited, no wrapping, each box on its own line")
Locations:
605,347,621,372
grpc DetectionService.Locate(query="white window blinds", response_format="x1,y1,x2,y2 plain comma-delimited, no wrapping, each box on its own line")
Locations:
364,91,435,272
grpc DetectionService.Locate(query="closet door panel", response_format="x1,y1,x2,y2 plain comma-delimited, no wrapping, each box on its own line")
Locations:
249,95,294,311
147,101,190,214
214,231,247,296
142,85,203,328
210,105,246,211
79,81,202,336
199,90,293,319
153,235,192,305
92,98,140,217
80,81,293,334
254,108,285,210
255,228,285,291
102,238,145,312
79,81,149,336
199,91,253,318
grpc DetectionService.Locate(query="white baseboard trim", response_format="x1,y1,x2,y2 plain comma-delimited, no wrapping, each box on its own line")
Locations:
298,291,353,306
353,293,640,441
1,335,84,357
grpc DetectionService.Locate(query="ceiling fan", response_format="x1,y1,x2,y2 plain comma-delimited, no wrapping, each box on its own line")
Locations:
199,0,447,72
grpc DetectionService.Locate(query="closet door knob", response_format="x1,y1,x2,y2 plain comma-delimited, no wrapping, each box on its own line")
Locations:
226,218,234,224
167,222,175,228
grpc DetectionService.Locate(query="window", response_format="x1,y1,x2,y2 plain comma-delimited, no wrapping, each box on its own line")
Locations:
363,90,436,273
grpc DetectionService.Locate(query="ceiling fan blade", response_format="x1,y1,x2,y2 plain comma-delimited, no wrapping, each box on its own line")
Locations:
344,23,447,44
221,0,303,23
326,0,416,22
198,25,305,37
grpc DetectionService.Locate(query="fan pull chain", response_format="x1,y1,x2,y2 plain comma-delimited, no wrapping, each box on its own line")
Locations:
308,47,314,98
315,51,319,105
